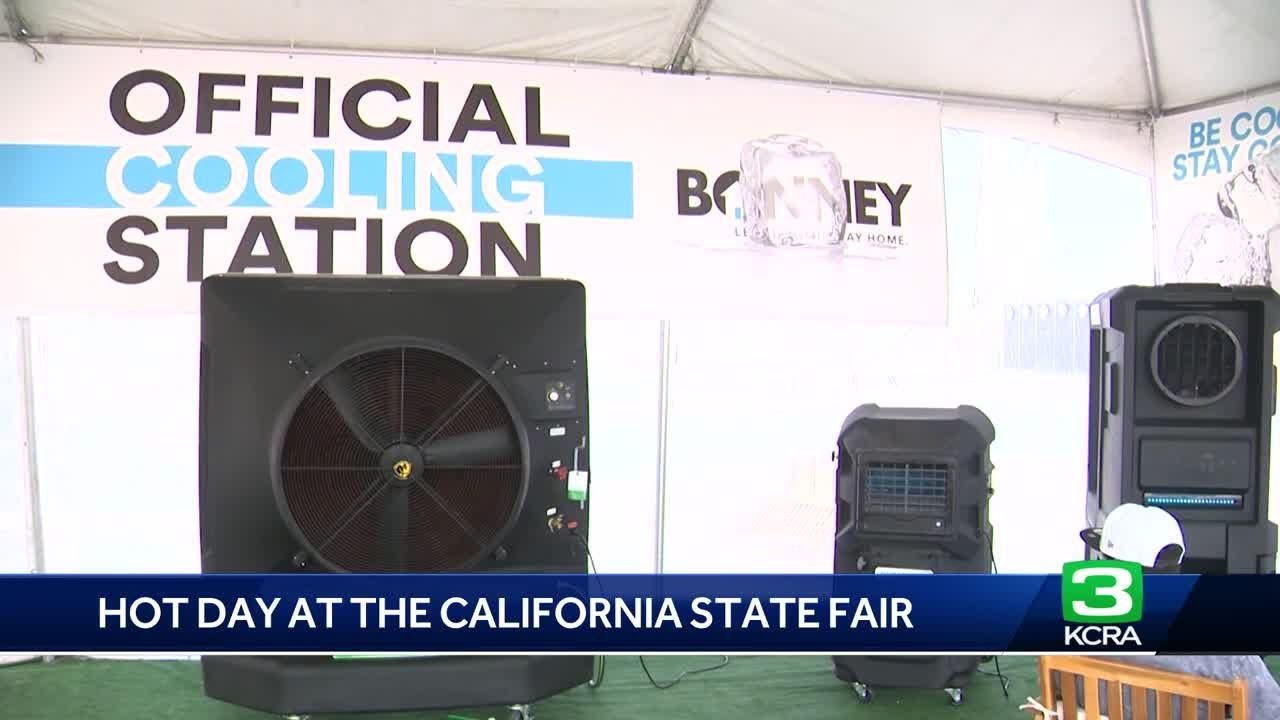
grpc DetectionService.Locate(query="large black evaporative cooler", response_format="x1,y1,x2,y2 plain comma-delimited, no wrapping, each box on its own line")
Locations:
198,274,593,718
1086,283,1279,574
832,404,995,706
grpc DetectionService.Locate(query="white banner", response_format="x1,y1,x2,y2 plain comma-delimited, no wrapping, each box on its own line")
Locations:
1154,91,1280,289
0,43,948,323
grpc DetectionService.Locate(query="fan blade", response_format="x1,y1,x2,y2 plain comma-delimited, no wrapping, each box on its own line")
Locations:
314,476,389,553
414,377,488,447
412,477,486,550
376,484,411,572
421,428,516,466
318,369,385,453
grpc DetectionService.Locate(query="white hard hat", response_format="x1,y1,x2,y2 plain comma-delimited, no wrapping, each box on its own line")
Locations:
1081,504,1185,569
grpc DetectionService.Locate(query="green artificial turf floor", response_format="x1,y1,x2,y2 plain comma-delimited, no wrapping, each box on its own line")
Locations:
4,656,1280,719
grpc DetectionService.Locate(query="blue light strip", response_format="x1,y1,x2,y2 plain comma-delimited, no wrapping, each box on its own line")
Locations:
1144,493,1243,509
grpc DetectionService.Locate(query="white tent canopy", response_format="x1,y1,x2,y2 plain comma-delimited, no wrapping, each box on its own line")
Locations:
5,0,1278,121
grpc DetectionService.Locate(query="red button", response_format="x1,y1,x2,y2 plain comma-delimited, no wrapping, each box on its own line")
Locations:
567,521,578,530
554,466,569,481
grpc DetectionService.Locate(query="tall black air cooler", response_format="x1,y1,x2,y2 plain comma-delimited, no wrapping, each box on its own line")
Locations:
833,404,995,706
198,274,593,717
1086,283,1278,574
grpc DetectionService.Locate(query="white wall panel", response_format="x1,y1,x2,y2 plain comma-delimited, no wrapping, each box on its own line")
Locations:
660,319,972,574
579,311,663,573
29,315,203,574
26,315,199,660
657,316,1118,575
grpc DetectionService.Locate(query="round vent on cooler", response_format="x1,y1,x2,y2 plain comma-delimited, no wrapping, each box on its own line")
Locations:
276,346,526,573
1149,315,1242,407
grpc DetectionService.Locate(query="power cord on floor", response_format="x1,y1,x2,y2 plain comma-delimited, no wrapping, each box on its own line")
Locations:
575,535,608,689
976,664,1011,698
638,654,731,690
980,531,1011,700
574,534,731,691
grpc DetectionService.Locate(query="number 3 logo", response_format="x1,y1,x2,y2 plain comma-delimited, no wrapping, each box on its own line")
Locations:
1061,561,1143,624
1070,567,1133,616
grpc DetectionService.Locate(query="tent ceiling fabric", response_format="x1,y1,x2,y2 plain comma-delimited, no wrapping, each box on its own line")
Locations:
691,0,1153,112
7,0,1280,115
14,0,700,68
1145,0,1280,110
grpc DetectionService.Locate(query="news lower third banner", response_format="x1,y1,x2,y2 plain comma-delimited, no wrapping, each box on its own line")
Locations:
0,567,1275,654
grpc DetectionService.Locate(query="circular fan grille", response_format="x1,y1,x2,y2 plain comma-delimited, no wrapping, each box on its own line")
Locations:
278,347,524,573
1150,315,1242,406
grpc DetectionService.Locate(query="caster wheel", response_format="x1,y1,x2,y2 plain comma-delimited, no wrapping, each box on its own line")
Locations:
509,704,533,720
851,683,873,704
945,688,964,706
282,716,310,720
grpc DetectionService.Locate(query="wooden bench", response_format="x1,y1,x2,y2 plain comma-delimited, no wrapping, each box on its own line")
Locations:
1031,655,1249,720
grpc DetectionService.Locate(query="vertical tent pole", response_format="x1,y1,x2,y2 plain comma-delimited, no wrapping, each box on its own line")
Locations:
1146,120,1161,285
1131,0,1163,284
17,317,45,575
654,320,673,573
17,317,50,663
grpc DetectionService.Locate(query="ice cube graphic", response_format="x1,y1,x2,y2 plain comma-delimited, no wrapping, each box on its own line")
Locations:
738,134,847,248
1218,144,1280,237
1177,144,1280,287
1258,142,1280,191
1174,213,1271,285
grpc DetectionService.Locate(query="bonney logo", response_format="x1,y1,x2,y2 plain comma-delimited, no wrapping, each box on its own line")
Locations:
1060,560,1143,647
672,134,914,250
